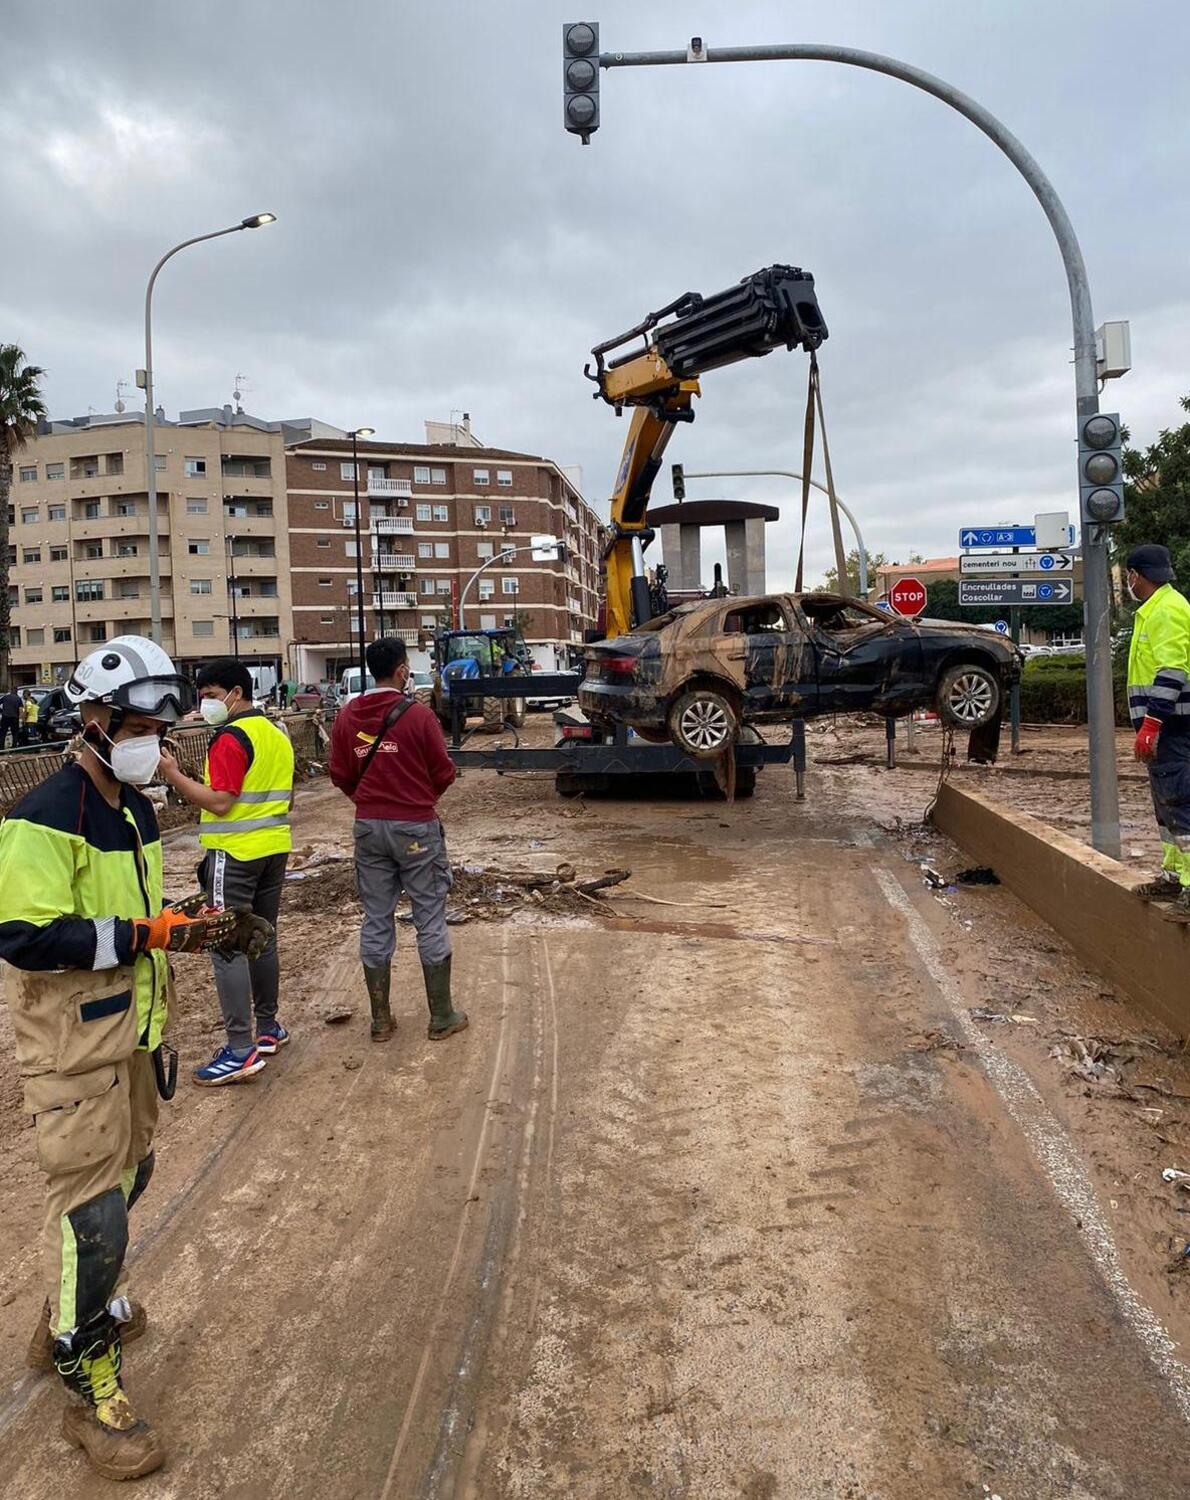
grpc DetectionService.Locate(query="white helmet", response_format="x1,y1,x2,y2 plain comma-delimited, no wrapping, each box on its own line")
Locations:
66,635,192,724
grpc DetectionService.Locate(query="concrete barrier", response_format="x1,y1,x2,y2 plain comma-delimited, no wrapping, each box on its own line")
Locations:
930,782,1190,1035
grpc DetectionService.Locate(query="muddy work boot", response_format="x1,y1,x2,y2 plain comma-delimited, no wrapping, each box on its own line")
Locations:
55,1311,165,1481
1134,872,1182,902
424,957,468,1041
364,964,395,1043
1172,887,1190,918
27,1296,147,1375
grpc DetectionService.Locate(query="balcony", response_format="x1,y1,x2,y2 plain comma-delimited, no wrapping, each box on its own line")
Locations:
568,596,582,613
221,512,276,536
371,516,414,534
225,553,277,576
74,555,172,582
375,553,416,570
367,476,413,499
372,591,417,609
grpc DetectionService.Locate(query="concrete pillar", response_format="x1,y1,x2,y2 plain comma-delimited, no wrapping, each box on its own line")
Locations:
724,521,747,594
659,524,683,585
744,517,766,594
679,525,702,592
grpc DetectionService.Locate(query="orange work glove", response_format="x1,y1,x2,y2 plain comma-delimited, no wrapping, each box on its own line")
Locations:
1134,716,1161,762
132,906,239,954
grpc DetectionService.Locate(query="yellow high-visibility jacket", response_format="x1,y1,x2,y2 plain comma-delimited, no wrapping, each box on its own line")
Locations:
1127,583,1190,729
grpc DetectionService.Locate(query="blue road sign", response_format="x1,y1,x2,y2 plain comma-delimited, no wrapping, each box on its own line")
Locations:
876,600,892,612
960,524,1076,549
993,619,1009,634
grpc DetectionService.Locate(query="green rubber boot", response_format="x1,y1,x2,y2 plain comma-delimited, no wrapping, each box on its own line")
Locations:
423,957,468,1041
363,965,395,1043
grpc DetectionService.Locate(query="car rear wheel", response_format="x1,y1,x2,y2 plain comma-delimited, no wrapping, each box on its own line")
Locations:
668,686,740,758
938,663,1000,728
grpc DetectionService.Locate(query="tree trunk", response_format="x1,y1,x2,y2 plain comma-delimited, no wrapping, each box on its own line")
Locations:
0,452,11,691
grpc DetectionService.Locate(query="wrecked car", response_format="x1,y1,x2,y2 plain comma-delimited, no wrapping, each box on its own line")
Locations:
578,593,1020,757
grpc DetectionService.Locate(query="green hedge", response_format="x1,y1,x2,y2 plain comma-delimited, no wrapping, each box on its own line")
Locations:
1016,652,1131,725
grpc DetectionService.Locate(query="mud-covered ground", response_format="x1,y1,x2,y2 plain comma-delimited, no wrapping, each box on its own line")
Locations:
0,714,1187,1498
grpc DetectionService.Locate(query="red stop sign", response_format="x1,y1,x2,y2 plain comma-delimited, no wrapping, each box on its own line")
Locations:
889,576,928,618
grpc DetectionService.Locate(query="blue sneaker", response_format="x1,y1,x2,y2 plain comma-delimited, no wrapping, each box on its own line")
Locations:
255,1023,290,1055
193,1045,266,1087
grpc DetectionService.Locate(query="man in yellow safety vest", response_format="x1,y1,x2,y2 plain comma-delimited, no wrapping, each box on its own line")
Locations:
159,658,295,1083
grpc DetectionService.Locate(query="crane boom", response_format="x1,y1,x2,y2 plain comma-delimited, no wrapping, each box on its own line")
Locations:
591,265,828,636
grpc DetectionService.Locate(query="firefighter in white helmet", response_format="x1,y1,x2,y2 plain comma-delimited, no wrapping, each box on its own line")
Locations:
0,637,267,1480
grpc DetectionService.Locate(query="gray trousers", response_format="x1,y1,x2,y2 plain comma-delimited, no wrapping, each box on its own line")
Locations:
353,819,452,968
200,848,288,1050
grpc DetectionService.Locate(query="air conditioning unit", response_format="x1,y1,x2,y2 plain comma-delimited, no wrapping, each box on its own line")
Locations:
397,496,409,508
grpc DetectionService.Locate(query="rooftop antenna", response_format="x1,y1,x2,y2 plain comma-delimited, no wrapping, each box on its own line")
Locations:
115,380,129,414
233,374,250,414
449,407,463,442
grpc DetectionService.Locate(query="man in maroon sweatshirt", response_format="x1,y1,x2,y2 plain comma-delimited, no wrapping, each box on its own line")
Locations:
329,637,468,1044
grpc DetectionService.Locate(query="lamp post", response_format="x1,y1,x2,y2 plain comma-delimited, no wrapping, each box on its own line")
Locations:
225,533,240,661
141,213,276,648
457,539,566,627
348,427,375,687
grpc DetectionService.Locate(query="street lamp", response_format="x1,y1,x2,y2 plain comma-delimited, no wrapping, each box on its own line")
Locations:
140,212,276,647
225,532,240,661
348,427,375,687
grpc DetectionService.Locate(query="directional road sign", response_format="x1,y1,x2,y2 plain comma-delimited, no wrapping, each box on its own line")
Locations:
960,550,1076,576
959,524,1076,549
959,578,1075,607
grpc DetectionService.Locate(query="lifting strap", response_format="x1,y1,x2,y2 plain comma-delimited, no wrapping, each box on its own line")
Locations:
794,351,852,597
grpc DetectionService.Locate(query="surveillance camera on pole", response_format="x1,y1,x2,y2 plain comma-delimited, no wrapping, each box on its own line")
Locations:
563,22,600,142
1078,411,1125,527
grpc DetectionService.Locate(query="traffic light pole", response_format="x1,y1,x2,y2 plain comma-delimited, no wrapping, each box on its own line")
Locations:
592,38,1121,856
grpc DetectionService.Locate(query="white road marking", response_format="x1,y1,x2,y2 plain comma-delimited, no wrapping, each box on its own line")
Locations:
875,865,1190,1423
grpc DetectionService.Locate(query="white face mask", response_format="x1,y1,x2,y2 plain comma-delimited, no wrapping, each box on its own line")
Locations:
106,733,163,786
200,693,232,726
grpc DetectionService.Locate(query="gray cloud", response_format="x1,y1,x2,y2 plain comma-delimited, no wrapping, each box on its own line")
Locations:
3,0,1187,588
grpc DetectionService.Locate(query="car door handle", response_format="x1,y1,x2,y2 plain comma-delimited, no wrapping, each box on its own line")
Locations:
725,648,746,660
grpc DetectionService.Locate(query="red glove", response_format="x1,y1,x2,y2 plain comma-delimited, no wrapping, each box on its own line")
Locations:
1134,716,1161,762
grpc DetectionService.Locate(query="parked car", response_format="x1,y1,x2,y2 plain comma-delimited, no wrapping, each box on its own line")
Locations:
34,687,76,743
579,592,1021,757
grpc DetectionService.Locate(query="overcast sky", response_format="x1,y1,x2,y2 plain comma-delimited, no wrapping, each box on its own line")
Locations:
3,0,1187,589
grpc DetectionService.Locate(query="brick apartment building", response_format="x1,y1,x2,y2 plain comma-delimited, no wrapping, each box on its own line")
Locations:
6,409,603,688
284,421,604,684
4,407,338,685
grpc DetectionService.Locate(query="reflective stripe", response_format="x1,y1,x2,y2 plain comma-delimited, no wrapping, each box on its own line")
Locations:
236,789,293,804
59,1213,78,1334
92,916,118,970
200,814,291,833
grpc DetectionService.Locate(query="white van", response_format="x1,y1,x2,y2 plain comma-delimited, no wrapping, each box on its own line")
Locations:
338,666,376,705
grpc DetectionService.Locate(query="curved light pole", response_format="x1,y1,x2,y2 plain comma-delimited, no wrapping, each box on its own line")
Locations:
681,468,871,595
142,212,276,649
597,40,1119,855
348,427,375,688
458,541,565,628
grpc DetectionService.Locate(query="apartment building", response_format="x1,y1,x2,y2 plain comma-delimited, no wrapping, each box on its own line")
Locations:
285,424,604,684
5,407,334,686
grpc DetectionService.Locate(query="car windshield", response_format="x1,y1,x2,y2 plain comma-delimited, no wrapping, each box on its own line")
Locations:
801,597,887,634
445,635,498,666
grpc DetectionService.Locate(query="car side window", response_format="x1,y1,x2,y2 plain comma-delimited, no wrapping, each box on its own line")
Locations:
801,598,887,639
722,603,789,634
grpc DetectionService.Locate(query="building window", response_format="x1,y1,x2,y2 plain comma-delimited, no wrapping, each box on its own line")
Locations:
474,506,491,524
8,626,18,647
431,468,447,485
318,577,333,587
24,587,43,604
26,627,44,646
416,542,432,559
76,580,104,602
48,504,66,521
186,498,208,514
46,462,64,481
190,579,212,595
340,462,358,481
184,457,206,477
19,465,36,482
117,583,140,599
477,541,494,559
87,623,107,642
419,579,435,596
480,613,497,630
473,469,490,486
416,504,432,522
117,543,139,557
434,542,449,559
496,470,513,487
20,506,38,524
22,547,41,564
83,501,101,520
478,580,495,600
319,616,334,625
51,586,69,602
499,507,516,525
317,538,331,549
113,501,136,517
154,454,167,472
84,543,103,560
420,614,436,627
105,453,124,477
53,627,72,644
413,466,431,484
313,500,329,510
49,546,67,562
187,540,210,555
312,461,327,471
435,580,452,595
433,504,448,522
193,620,215,637
502,577,520,595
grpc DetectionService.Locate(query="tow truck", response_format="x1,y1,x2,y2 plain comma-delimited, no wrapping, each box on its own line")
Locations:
445,263,827,798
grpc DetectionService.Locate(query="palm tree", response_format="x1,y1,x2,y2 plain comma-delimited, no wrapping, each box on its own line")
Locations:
0,345,48,689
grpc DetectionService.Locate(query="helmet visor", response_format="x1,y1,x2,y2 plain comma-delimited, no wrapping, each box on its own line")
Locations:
111,674,194,722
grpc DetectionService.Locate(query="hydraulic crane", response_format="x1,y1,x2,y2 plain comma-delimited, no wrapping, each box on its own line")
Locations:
588,264,828,637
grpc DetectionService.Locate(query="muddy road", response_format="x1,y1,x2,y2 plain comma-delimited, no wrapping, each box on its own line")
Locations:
0,729,1188,1498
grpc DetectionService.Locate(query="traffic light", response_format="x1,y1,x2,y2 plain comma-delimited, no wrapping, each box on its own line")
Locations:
671,463,685,501
1078,411,1125,526
563,22,599,142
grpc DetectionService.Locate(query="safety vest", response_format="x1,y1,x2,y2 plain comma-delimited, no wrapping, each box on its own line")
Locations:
199,711,295,857
1126,583,1190,728
23,698,37,724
